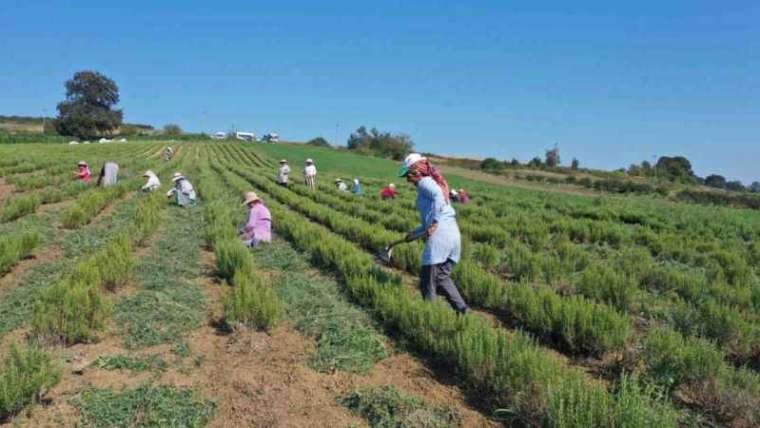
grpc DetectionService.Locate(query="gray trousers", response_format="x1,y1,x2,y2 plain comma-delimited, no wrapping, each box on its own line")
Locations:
420,260,468,314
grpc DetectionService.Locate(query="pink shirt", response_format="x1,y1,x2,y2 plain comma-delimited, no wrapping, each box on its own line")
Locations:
243,203,272,242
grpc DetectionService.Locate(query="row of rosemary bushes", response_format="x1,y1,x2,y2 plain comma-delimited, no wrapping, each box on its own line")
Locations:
0,232,40,274
223,144,760,425
195,164,281,330
213,159,680,427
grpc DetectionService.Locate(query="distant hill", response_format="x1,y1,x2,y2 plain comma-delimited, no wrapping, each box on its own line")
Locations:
0,115,154,134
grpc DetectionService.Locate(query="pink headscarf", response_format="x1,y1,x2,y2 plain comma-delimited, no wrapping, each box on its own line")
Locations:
409,159,451,202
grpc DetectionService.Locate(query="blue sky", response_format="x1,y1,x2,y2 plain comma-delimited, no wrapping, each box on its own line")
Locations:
2,1,758,183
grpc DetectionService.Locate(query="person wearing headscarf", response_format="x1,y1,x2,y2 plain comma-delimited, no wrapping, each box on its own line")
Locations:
76,161,92,183
351,178,364,195
239,191,272,247
380,183,398,200
398,153,468,314
458,188,471,204
277,159,291,186
141,170,161,192
97,161,119,187
335,178,349,192
166,172,197,207
303,158,317,190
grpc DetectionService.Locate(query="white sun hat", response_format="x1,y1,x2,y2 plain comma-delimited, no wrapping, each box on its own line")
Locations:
171,172,184,182
305,158,314,164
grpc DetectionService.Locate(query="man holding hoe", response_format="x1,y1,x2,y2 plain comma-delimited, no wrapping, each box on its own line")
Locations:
397,153,469,314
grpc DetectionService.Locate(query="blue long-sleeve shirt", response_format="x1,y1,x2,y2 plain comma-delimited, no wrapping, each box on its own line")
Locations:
414,177,461,265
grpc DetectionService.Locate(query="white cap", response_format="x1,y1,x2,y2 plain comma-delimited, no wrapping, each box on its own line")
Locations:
403,153,425,169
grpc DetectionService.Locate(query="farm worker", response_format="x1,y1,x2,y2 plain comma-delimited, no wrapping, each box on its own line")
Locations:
76,161,92,183
399,153,468,314
458,188,470,204
97,161,119,187
352,178,364,195
380,183,398,200
164,146,174,161
303,158,317,190
277,159,291,186
449,189,460,203
335,178,349,192
166,172,197,207
239,191,272,247
141,170,160,192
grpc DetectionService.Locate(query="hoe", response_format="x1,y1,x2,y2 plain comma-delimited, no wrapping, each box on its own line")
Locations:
377,229,427,264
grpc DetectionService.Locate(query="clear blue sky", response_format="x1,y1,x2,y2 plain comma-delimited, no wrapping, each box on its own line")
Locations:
2,1,759,183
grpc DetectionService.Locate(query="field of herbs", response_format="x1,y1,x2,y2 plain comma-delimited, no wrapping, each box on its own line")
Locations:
1,140,759,427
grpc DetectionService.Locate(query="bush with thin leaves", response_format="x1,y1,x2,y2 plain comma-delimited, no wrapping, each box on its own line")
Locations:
0,343,61,421
0,231,40,274
1,194,40,222
223,270,281,330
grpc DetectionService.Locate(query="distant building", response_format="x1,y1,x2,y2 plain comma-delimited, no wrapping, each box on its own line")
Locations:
212,132,227,140
262,132,279,143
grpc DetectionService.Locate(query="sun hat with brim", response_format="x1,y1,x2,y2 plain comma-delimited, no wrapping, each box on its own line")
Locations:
78,161,88,166
335,178,343,182
143,170,154,177
305,158,314,164
280,159,287,163
389,183,396,188
171,172,184,182
242,191,261,205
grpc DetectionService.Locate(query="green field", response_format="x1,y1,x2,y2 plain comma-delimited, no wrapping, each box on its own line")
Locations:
0,140,759,427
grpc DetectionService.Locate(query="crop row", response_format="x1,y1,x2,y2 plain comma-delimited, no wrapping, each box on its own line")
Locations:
221,144,760,424
210,157,680,427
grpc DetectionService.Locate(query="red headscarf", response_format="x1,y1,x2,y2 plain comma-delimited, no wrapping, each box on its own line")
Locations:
409,159,451,202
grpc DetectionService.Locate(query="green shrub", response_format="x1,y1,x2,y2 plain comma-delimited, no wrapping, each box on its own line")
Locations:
223,270,281,330
1,194,40,222
0,231,40,274
339,385,460,428
90,234,134,291
576,265,639,312
214,238,253,281
31,279,112,345
641,328,724,390
0,343,61,421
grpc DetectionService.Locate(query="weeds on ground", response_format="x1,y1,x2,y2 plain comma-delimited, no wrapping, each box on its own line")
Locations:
339,385,461,428
92,353,167,372
73,384,215,428
0,343,61,421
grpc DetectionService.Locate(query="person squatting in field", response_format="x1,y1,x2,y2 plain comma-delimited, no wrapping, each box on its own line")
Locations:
277,159,291,186
399,153,469,314
239,191,272,247
335,178,349,192
166,172,197,207
97,161,119,187
380,183,398,200
352,178,363,195
141,170,160,192
76,161,92,183
303,158,317,190
164,146,174,161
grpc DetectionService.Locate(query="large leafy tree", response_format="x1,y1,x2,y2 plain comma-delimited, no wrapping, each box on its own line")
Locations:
347,126,413,160
55,71,123,139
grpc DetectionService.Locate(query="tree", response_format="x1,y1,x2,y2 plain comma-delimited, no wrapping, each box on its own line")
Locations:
726,180,745,192
163,124,182,136
704,174,727,189
545,146,560,167
628,164,642,176
750,182,760,193
571,158,579,170
306,137,331,148
55,71,122,139
346,126,413,160
528,157,543,168
655,156,695,182
510,158,521,167
481,158,504,172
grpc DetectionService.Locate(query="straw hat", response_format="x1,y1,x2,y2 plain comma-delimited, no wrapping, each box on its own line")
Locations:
143,170,154,177
334,178,343,182
280,159,288,163
242,191,261,205
305,158,314,164
171,172,184,182
78,160,88,166
389,183,396,188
